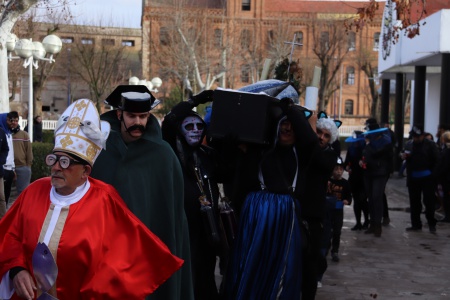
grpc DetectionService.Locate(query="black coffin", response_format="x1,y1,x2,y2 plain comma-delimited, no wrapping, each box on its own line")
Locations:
208,89,283,145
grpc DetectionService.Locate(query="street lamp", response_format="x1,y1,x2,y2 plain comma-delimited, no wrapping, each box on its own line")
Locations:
6,34,62,142
129,76,163,93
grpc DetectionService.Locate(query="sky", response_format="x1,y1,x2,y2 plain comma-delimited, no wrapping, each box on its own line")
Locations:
66,0,142,28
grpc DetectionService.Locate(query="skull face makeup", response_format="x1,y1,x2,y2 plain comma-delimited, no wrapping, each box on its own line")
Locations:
181,115,205,146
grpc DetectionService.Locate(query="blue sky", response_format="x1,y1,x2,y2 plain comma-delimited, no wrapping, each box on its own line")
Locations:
67,0,142,28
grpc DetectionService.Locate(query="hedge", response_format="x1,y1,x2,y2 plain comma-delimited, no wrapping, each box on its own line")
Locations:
31,142,54,182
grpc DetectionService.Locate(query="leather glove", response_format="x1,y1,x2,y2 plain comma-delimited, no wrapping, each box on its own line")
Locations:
278,97,294,114
189,90,214,107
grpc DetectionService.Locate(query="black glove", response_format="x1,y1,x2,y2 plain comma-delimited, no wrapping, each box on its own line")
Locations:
279,97,294,114
189,90,214,107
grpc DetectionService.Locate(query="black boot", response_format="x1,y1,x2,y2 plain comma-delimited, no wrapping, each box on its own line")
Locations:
351,223,362,231
374,224,382,237
364,223,374,234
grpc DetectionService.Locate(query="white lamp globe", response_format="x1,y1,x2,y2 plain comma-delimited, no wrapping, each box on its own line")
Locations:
146,81,154,91
138,79,147,85
42,35,62,54
14,39,34,59
129,76,139,85
6,33,18,52
151,77,163,88
32,42,46,60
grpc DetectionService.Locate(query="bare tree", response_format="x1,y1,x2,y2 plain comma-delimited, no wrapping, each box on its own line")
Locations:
0,0,72,113
68,23,129,111
146,0,228,96
357,47,379,117
311,19,350,111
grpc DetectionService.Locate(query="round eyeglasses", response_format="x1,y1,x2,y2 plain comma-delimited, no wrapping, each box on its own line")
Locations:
45,154,84,169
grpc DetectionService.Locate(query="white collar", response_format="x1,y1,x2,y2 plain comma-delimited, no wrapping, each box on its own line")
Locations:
50,180,91,207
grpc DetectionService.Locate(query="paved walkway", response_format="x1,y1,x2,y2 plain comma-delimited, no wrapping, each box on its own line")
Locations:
316,176,450,300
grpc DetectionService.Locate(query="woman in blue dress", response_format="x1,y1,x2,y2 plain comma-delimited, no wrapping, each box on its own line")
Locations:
224,102,319,299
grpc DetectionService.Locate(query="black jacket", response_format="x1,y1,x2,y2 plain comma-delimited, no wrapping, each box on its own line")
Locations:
0,128,9,178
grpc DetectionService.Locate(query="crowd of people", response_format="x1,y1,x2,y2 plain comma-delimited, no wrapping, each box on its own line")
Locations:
1,81,450,300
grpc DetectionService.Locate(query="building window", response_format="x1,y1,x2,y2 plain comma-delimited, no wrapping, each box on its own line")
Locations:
242,0,250,11
81,38,94,45
241,29,252,49
346,66,355,85
122,40,135,47
61,37,74,44
345,99,354,115
348,32,356,51
373,32,380,50
160,27,169,46
214,29,223,48
267,30,274,49
294,31,303,46
241,64,250,83
102,39,115,46
320,31,329,50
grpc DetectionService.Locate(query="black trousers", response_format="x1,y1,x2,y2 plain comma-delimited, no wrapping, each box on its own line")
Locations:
302,219,324,300
407,176,437,228
3,169,14,204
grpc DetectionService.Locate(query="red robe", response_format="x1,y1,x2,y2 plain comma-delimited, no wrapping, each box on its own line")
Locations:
0,177,183,299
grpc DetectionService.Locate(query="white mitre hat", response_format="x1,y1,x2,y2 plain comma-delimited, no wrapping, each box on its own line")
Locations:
53,99,110,166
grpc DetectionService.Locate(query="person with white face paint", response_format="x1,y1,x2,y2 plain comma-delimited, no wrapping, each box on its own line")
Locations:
162,90,228,300
180,115,205,146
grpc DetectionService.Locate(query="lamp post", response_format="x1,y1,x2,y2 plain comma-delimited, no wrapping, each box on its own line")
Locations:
129,76,163,93
6,34,62,142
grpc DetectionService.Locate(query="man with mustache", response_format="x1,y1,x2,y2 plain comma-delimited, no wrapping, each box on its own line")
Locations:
0,99,183,299
91,85,194,300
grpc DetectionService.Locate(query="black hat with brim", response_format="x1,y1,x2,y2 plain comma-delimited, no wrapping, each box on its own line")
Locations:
104,85,159,111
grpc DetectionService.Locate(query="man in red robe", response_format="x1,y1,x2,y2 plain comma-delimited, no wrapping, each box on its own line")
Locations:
0,99,183,299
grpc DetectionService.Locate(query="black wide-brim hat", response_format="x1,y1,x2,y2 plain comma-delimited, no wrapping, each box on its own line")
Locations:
104,85,160,112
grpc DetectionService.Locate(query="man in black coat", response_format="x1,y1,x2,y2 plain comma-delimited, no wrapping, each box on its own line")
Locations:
402,124,439,233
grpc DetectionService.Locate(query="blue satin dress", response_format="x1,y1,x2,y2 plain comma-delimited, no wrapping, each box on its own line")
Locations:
225,148,303,299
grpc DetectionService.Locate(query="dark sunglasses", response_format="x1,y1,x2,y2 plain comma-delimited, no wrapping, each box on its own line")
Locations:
45,154,84,169
317,111,342,128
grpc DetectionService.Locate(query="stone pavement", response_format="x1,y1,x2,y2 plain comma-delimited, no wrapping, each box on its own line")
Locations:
316,176,450,300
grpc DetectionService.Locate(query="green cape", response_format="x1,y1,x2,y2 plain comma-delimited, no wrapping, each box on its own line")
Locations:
91,111,194,300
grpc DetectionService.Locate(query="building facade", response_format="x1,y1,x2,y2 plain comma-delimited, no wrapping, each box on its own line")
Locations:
142,0,384,126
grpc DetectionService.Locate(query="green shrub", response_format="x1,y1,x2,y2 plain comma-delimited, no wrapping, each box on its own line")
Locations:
42,130,54,144
31,142,54,182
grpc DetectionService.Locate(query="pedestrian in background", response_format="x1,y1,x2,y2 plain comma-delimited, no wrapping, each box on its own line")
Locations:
0,113,15,207
0,127,8,219
402,124,439,233
317,156,351,287
302,111,339,299
361,119,393,237
344,130,369,230
24,115,43,142
436,131,450,223
8,111,33,205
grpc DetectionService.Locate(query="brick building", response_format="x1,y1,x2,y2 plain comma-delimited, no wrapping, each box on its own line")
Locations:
142,0,385,125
